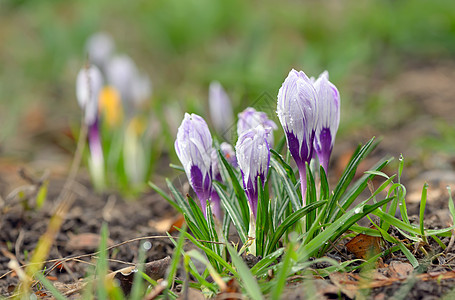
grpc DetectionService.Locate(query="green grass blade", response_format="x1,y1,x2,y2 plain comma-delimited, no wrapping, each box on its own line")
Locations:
226,243,264,300
213,182,247,243
398,242,419,268
372,209,419,234
270,156,301,210
256,177,269,257
176,228,238,276
299,196,393,261
149,181,179,211
218,150,250,227
130,242,148,300
265,201,327,255
34,272,66,300
447,186,455,221
270,244,294,300
166,226,187,290
169,164,185,172
250,248,284,276
419,183,429,244
325,137,379,222
270,149,297,184
96,223,109,300
165,178,197,225
319,165,329,202
187,195,210,239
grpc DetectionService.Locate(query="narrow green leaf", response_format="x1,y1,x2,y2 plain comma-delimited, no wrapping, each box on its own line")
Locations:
35,180,48,209
226,243,264,300
166,226,187,289
149,181,181,213
398,243,419,268
372,209,419,235
187,195,210,240
213,182,247,243
130,241,148,300
335,158,390,221
266,201,327,255
364,170,389,178
420,183,428,244
275,136,286,154
169,164,185,172
175,228,238,276
218,150,250,227
35,272,66,300
319,166,329,202
250,248,284,276
271,244,294,300
256,177,269,257
165,178,196,225
299,196,393,261
326,137,379,222
270,156,301,210
447,186,455,222
270,149,297,184
96,223,109,300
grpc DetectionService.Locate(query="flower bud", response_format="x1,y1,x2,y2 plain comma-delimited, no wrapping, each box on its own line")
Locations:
105,54,138,104
209,81,234,135
86,32,114,70
235,125,270,217
313,71,340,172
76,65,104,125
237,107,277,146
277,69,318,202
220,142,237,168
175,113,213,215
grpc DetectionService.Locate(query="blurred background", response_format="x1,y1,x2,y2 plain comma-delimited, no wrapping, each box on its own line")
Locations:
1,0,455,184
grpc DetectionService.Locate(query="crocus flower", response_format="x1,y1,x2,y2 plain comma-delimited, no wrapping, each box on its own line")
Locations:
277,69,318,204
131,73,152,109
209,81,234,136
105,54,138,105
313,71,340,173
220,142,238,168
211,142,237,182
237,107,277,146
86,32,114,72
235,125,270,217
124,117,147,186
76,65,105,189
76,65,104,126
99,86,124,127
175,113,214,217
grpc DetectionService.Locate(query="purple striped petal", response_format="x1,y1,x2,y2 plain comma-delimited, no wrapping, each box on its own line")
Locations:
237,107,277,146
313,71,340,172
236,125,270,217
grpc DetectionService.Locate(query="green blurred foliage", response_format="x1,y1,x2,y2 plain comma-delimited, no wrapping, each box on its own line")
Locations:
1,0,454,154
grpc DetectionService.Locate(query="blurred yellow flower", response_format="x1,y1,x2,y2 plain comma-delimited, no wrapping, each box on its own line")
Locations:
99,86,123,127
128,116,147,136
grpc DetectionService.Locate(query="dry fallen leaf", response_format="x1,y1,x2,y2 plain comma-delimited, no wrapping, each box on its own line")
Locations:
346,232,381,259
149,215,185,233
329,272,358,299
178,288,205,300
106,256,171,295
215,278,241,299
387,261,413,279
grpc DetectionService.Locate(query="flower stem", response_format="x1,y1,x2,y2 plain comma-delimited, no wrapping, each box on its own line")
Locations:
298,167,307,206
